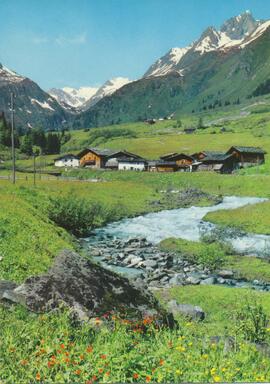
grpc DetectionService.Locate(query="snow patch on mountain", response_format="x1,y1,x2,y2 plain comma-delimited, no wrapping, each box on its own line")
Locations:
144,47,189,77
31,98,55,112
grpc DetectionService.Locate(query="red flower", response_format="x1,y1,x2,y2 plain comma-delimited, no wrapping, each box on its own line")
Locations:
133,373,139,380
86,345,93,353
146,375,151,382
75,369,81,375
100,354,107,360
60,343,65,349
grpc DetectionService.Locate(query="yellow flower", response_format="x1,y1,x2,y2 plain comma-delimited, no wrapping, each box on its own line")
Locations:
202,354,208,360
213,375,221,382
178,336,185,341
210,368,216,375
188,342,193,347
186,322,192,327
176,346,186,352
221,368,227,373
256,376,265,382
266,328,270,332
176,370,182,375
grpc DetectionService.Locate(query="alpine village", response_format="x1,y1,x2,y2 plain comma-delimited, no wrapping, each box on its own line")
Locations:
3,4,270,384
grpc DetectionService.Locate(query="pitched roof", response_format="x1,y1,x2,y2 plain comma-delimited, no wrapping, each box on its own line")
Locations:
160,153,194,161
77,148,143,159
202,153,233,162
227,146,266,154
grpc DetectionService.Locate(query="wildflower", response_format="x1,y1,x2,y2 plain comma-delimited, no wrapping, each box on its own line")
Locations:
186,322,192,326
100,354,107,360
178,336,185,341
133,373,139,380
146,375,151,382
60,343,65,349
188,342,193,347
221,368,227,373
105,371,110,376
80,354,85,360
176,346,186,352
47,361,54,368
210,368,216,375
266,328,270,332
9,347,16,353
75,369,81,375
51,355,56,361
65,351,70,356
36,372,41,381
20,360,28,366
159,359,164,366
202,354,208,359
176,369,182,375
40,339,45,344
98,368,104,374
86,345,93,353
213,376,221,382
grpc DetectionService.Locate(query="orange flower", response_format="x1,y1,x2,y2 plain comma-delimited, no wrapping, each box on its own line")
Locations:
98,368,104,374
75,369,82,375
133,373,139,380
146,375,151,382
80,354,85,360
40,339,45,345
60,343,65,349
86,345,93,353
47,361,54,368
105,371,110,376
20,359,28,366
100,354,107,360
65,351,70,356
51,355,56,361
159,359,164,366
64,357,70,364
36,373,41,381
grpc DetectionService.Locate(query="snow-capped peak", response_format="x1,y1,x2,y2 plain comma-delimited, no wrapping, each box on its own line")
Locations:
143,46,190,77
83,77,131,109
0,63,25,83
49,78,131,111
144,11,264,78
48,86,98,109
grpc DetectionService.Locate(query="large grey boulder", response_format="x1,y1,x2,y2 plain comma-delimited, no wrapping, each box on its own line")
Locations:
168,300,205,321
1,250,174,326
218,270,234,278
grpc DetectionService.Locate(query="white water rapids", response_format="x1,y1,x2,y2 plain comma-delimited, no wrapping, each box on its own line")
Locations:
92,196,270,257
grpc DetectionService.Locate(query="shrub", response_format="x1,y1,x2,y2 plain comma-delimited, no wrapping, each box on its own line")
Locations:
234,297,269,343
48,196,105,237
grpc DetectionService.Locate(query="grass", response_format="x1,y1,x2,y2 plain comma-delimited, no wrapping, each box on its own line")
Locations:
1,287,270,383
205,200,270,235
160,237,270,283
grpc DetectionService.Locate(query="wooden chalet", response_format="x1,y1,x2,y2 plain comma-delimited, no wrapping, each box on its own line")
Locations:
148,160,178,172
197,153,237,174
77,147,142,169
192,151,225,161
226,146,266,168
160,153,194,172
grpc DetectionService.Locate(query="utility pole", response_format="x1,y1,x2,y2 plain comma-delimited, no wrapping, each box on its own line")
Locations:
10,92,16,184
33,153,36,186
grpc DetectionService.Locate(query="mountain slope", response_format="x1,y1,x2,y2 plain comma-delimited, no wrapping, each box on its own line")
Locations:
0,64,70,131
76,21,270,128
144,11,261,78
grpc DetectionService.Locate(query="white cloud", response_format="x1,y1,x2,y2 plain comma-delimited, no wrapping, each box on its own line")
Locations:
32,36,49,44
55,33,87,46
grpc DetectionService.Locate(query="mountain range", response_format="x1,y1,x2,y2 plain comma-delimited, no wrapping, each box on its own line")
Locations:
1,11,270,131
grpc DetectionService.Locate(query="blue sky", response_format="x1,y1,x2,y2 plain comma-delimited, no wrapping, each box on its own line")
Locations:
0,0,270,90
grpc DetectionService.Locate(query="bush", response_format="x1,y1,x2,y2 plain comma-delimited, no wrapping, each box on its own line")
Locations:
234,296,269,343
48,196,106,237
